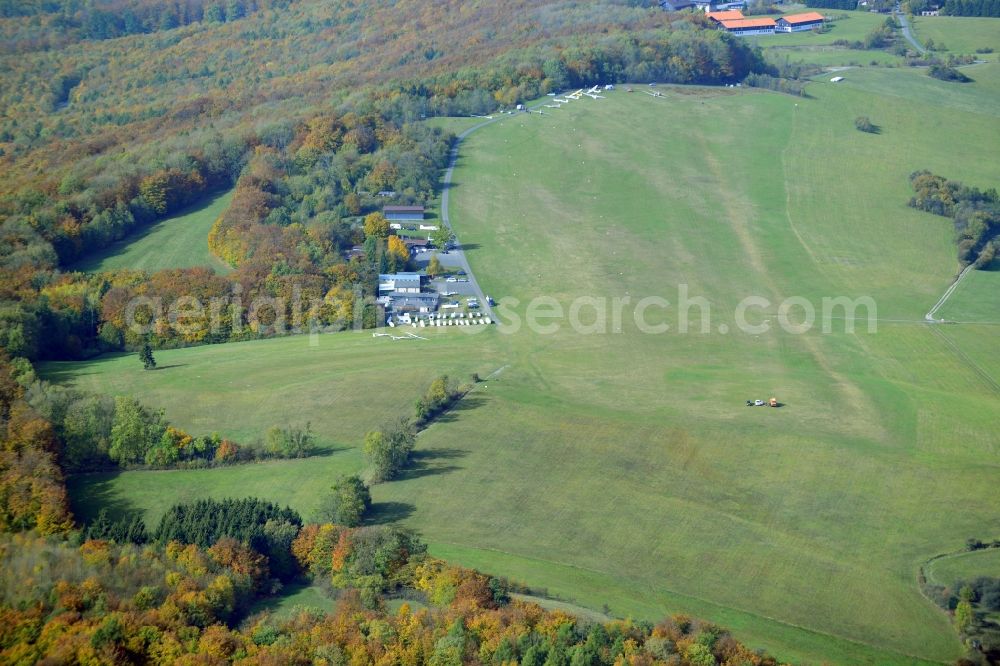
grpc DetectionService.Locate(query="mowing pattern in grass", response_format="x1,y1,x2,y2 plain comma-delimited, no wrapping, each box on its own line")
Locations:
50,66,1000,665
71,188,234,273
375,74,999,663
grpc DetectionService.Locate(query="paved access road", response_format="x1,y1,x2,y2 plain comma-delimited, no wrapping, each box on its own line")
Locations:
437,117,506,319
895,11,926,54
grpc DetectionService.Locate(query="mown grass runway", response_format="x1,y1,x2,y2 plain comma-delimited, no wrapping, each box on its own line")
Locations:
72,188,234,274
45,63,1000,664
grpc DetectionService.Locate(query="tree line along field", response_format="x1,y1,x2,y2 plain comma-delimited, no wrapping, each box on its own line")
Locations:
926,548,1000,587
70,188,234,274
45,65,1000,664
46,329,506,523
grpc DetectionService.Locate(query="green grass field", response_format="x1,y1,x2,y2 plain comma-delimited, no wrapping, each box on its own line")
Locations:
49,330,504,525
753,10,906,67
926,549,1000,587
755,10,888,47
71,189,234,274
939,267,1000,321
910,16,1000,57
44,62,1000,664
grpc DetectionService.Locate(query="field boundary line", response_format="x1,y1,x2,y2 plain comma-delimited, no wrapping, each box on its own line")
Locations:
920,542,1000,588
926,263,974,321
433,541,950,664
927,325,1000,394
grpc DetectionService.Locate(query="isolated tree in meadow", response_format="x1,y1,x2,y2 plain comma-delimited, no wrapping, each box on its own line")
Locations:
320,475,372,526
264,423,314,458
363,430,394,483
140,343,156,370
854,116,877,133
427,253,444,277
363,419,415,483
364,212,390,239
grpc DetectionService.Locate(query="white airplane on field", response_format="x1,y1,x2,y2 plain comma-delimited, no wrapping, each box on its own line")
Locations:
544,104,561,109
553,98,569,104
587,85,601,94
583,92,605,99
644,90,662,98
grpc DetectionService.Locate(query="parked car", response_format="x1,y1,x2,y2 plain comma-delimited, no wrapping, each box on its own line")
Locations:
446,277,458,283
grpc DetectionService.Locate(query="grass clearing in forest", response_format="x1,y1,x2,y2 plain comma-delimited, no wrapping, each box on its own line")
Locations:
72,188,234,274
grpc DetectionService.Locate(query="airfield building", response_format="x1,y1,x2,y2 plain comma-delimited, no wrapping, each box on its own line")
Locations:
387,292,440,314
378,272,423,295
383,205,425,223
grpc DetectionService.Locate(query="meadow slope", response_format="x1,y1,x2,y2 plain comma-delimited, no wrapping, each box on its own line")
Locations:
46,64,1000,664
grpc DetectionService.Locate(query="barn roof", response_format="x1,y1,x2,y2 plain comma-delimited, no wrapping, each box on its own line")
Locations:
779,11,825,23
706,10,745,20
719,17,776,28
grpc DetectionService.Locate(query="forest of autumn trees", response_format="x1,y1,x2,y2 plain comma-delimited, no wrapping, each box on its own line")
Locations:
0,6,796,662
0,0,767,361
0,349,787,664
0,521,787,665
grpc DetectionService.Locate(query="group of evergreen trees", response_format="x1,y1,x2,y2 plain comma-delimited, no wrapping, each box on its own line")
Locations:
940,0,1000,15
153,497,302,579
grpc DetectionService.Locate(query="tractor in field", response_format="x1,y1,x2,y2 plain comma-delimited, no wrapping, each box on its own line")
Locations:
746,398,781,407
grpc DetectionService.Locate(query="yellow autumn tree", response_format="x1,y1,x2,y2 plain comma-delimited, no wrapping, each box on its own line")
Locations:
363,212,389,239
387,235,410,265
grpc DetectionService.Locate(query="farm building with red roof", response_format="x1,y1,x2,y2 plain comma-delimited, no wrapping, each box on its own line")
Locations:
717,17,776,34
775,12,825,32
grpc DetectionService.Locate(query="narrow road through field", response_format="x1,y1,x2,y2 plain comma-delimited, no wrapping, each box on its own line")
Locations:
925,262,974,321
895,12,927,54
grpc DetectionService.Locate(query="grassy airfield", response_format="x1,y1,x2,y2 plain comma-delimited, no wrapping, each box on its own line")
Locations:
47,58,1000,663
